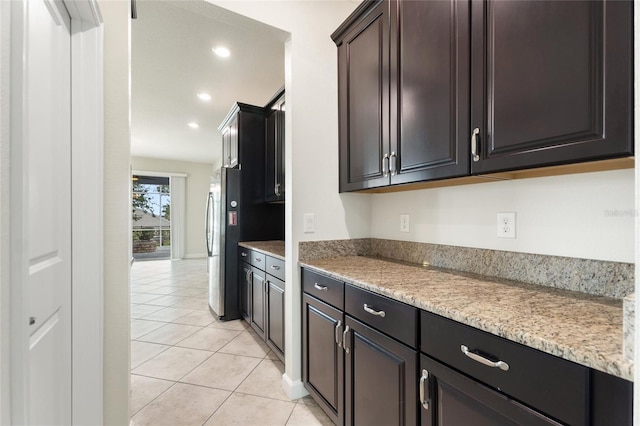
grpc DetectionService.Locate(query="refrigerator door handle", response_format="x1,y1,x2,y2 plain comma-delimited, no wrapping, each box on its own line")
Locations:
205,193,213,256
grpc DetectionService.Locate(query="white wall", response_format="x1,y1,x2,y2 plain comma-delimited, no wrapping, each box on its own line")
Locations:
101,0,131,424
131,157,213,258
0,1,9,422
372,169,635,263
209,0,370,398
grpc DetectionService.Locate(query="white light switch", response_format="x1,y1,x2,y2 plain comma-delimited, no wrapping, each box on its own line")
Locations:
303,213,315,233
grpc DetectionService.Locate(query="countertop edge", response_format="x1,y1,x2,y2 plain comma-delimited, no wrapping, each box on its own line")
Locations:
239,241,285,261
299,261,634,382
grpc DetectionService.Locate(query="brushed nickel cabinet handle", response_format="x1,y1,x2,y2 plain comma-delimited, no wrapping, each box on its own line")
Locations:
241,252,247,257
471,128,480,162
382,153,389,177
270,265,280,271
342,325,351,354
420,369,430,410
390,152,397,176
461,345,509,371
335,320,343,348
363,303,385,318
314,283,328,291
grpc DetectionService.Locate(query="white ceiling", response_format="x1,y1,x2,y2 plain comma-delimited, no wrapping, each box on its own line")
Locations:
131,0,288,165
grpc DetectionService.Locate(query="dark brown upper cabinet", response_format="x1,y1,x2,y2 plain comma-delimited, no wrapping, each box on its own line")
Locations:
333,0,470,192
470,0,633,174
390,0,470,185
333,0,633,192
334,0,391,192
265,88,285,203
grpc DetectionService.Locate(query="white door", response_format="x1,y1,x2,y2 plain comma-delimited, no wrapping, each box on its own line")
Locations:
25,0,72,423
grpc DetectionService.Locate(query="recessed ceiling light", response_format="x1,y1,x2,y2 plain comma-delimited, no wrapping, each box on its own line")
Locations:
197,92,212,102
212,46,231,58
188,122,199,129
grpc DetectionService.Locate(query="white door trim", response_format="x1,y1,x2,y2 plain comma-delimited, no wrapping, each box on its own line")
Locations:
1,0,104,424
68,2,104,424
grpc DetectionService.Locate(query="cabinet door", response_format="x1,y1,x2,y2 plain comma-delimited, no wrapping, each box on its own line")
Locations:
420,354,562,426
302,294,344,426
390,0,470,184
229,118,239,167
470,0,633,174
239,261,252,322
338,0,390,192
264,108,278,202
266,275,285,360
222,126,231,167
344,316,417,426
250,267,266,338
275,99,285,199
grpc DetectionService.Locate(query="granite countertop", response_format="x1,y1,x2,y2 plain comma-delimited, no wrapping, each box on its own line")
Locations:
300,255,633,381
239,240,285,260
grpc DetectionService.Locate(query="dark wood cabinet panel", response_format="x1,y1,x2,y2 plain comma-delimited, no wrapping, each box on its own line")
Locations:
420,354,562,426
334,0,633,192
250,267,266,338
344,316,418,426
337,0,390,191
266,276,285,360
265,90,285,202
302,293,344,426
471,0,633,174
239,260,251,322
390,0,470,184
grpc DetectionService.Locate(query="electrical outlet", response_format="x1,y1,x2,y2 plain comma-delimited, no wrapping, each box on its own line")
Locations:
400,214,410,232
497,212,516,239
303,213,315,233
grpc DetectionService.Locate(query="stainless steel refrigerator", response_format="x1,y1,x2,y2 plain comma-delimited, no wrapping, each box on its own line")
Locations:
206,167,284,321
206,168,241,319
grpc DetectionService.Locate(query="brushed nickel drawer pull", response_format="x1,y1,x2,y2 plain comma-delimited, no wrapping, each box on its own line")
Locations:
314,283,328,291
241,252,247,257
255,258,262,262
270,265,281,270
460,345,509,371
419,369,430,410
363,304,385,318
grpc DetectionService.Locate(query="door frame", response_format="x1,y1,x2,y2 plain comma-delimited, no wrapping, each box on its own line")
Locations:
1,0,104,424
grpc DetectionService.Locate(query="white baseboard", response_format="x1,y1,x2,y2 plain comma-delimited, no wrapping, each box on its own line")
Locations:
282,373,308,400
182,253,207,259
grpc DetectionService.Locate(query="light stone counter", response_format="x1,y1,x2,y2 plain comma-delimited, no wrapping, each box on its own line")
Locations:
300,255,633,381
239,240,285,260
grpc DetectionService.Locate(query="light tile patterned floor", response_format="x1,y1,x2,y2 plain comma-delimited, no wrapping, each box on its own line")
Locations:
130,259,333,426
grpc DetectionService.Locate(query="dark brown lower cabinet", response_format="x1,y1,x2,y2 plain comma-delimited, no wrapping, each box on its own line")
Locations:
239,261,251,322
302,294,344,426
420,354,561,426
344,316,418,426
250,266,266,338
266,275,285,358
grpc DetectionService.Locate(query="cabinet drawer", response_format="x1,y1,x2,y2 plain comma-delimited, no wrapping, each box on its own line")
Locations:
345,284,417,348
302,269,344,309
239,247,251,262
421,311,589,426
266,256,285,281
250,251,266,269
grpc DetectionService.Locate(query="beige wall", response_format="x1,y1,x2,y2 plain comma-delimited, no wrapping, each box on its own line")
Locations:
131,157,213,258
102,0,131,424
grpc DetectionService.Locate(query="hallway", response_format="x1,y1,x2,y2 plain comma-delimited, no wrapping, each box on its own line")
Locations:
129,259,332,425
